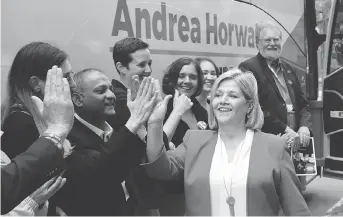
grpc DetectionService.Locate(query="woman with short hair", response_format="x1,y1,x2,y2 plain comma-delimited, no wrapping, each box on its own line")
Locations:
162,57,208,148
158,57,208,216
145,68,310,216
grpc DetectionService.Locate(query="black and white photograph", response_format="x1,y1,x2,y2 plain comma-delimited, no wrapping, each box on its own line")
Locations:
1,0,342,216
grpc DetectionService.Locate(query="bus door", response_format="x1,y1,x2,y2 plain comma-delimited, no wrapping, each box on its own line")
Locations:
321,0,343,179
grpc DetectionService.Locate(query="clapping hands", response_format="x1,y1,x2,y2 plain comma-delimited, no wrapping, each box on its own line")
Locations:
147,79,172,124
126,76,158,133
172,89,193,116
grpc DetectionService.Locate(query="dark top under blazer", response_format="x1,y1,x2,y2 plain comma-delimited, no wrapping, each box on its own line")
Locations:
1,106,40,159
164,96,208,148
1,137,66,214
144,130,311,216
106,79,167,210
239,53,312,135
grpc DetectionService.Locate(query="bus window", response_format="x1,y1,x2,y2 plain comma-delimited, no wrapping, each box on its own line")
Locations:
329,2,343,73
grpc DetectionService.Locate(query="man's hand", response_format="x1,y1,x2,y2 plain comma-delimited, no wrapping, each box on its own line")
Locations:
32,66,74,141
126,77,157,134
298,126,311,147
172,89,193,116
148,80,172,124
30,176,66,206
284,126,300,150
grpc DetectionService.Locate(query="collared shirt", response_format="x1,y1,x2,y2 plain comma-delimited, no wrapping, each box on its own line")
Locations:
268,61,294,112
74,113,113,142
209,129,254,216
74,113,130,200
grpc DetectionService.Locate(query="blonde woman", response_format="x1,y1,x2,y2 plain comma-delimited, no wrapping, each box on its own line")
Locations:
144,68,310,216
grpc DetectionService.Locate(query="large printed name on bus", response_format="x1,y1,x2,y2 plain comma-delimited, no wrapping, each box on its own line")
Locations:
112,0,256,48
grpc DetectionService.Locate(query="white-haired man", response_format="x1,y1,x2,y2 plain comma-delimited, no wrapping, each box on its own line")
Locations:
239,21,312,153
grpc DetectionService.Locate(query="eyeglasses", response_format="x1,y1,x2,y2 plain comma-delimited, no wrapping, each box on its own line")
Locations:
63,71,76,91
262,37,281,44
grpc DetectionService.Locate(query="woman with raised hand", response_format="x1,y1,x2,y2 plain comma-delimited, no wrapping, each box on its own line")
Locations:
1,42,74,215
145,68,310,216
1,42,74,159
1,66,74,214
162,57,208,149
157,57,208,216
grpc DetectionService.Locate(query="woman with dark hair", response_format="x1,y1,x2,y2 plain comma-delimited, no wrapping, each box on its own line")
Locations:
1,42,74,215
1,42,74,159
195,58,219,110
158,57,208,216
162,57,208,148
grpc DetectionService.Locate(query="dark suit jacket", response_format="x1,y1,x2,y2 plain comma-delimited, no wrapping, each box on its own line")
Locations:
51,117,147,216
1,108,67,214
239,53,312,135
107,79,165,210
144,130,311,216
107,79,130,132
1,138,66,214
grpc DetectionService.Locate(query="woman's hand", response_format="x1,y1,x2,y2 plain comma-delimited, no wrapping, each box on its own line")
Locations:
30,176,66,206
32,66,74,141
126,77,157,133
172,89,193,116
148,80,172,124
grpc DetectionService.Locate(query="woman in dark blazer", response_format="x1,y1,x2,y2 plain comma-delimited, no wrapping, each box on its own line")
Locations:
145,68,310,216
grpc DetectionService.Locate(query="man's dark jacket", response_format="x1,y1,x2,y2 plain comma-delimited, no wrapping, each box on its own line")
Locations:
239,53,312,135
52,118,146,216
1,138,66,214
106,79,164,210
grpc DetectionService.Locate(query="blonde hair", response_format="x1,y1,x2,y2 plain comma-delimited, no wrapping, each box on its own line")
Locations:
208,68,264,131
255,20,282,44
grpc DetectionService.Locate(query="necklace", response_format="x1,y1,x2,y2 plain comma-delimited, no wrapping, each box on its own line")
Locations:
220,135,245,216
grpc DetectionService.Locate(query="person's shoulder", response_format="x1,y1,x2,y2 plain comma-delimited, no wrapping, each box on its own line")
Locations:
254,131,287,155
239,54,259,67
3,110,35,131
111,79,127,101
183,130,216,144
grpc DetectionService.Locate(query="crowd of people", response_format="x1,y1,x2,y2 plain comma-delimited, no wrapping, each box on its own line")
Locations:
1,20,312,216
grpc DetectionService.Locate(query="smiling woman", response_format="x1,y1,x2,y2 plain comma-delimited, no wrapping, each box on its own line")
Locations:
162,57,206,147
144,68,311,216
159,57,208,215
195,57,220,110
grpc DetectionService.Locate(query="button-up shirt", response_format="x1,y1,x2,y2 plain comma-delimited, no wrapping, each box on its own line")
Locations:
74,113,113,142
74,113,130,200
268,60,294,112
